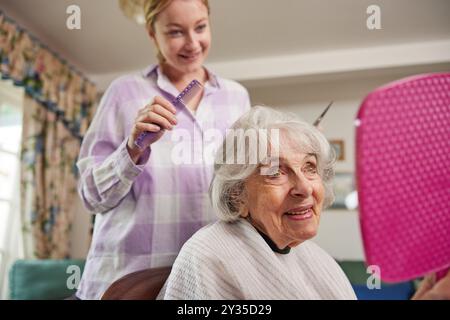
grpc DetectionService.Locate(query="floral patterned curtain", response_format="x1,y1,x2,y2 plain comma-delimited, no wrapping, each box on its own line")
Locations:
0,11,97,258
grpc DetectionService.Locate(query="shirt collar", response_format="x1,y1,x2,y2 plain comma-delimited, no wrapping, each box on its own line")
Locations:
244,217,291,255
142,64,220,96
256,228,291,254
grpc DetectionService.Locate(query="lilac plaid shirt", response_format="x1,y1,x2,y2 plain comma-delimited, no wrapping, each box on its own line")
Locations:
75,65,250,299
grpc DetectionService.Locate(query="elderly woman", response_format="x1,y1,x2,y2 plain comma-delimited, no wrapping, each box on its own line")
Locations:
157,106,357,299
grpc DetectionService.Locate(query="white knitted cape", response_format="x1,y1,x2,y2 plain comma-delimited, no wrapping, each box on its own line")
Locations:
158,219,357,300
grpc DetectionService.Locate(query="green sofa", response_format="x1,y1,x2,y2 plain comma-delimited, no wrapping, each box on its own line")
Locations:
8,259,415,300
337,260,416,300
9,259,85,300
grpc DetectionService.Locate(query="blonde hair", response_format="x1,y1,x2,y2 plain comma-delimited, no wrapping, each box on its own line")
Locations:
144,0,210,62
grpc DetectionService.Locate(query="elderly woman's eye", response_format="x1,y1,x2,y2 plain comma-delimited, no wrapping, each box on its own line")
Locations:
267,169,282,178
304,163,318,174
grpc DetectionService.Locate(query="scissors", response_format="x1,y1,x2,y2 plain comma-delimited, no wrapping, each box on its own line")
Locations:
313,101,333,127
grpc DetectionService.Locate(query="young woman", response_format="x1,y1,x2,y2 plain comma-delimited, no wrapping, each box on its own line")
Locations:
75,0,250,299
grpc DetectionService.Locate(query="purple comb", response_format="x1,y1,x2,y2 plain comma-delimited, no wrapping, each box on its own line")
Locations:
134,79,203,149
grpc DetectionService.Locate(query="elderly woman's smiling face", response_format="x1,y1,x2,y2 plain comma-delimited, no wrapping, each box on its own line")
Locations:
241,134,325,249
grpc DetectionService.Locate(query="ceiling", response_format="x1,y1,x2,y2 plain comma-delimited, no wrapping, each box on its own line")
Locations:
1,0,450,81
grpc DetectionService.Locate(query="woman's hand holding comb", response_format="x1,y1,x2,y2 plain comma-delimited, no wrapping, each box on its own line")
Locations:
127,95,178,163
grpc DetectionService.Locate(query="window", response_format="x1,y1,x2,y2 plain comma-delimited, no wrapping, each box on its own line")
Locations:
0,80,24,298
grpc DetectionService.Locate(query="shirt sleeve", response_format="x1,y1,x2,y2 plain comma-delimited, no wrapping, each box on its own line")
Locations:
76,80,151,214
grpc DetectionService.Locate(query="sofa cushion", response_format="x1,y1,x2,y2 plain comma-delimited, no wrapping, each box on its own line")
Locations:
337,260,415,300
352,282,415,300
9,259,85,300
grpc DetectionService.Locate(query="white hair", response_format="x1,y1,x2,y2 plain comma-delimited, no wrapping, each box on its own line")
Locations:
209,106,336,222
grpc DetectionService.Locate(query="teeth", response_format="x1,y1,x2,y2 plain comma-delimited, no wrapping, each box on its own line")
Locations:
286,209,310,215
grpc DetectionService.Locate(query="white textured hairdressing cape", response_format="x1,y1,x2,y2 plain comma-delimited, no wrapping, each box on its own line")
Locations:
158,219,357,300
